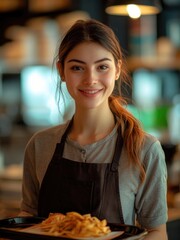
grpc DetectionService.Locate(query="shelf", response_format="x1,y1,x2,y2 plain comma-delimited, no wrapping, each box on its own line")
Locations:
127,56,180,71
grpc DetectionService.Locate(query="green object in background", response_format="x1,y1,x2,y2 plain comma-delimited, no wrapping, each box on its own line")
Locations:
127,104,170,131
154,105,170,129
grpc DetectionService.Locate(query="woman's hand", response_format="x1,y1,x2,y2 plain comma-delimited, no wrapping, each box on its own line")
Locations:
143,224,168,240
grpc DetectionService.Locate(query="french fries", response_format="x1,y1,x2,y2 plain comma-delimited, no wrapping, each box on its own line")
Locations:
40,211,111,238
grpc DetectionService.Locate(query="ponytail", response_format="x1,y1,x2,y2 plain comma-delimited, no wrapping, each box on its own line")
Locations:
109,96,146,182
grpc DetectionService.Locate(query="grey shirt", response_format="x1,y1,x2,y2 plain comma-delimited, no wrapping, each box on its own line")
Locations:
20,121,168,229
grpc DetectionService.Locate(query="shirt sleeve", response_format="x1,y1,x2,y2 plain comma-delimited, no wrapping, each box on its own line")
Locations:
20,124,67,216
20,137,39,216
135,140,168,229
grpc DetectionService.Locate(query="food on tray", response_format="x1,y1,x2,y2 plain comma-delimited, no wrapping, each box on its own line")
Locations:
39,211,111,238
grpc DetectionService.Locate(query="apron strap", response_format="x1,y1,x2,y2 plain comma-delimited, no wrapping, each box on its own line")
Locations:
111,126,123,172
58,118,73,156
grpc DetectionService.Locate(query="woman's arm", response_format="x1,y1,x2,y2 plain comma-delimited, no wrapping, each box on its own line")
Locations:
143,224,168,240
136,140,168,238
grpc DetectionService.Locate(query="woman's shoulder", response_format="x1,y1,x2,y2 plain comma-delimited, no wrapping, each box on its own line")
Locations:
141,132,165,166
29,120,70,143
143,132,162,152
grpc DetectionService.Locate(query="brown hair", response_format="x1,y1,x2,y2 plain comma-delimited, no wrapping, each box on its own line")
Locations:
56,19,145,182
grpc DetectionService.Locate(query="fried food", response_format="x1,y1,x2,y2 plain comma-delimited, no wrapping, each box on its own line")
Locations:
39,211,111,238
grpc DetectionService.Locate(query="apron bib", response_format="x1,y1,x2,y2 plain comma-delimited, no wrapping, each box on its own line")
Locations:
38,120,124,224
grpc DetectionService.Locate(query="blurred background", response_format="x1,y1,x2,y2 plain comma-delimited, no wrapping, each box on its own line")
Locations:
0,0,179,236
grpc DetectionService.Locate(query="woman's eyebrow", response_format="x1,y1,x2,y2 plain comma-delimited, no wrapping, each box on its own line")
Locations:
67,58,112,64
95,58,112,63
67,59,85,64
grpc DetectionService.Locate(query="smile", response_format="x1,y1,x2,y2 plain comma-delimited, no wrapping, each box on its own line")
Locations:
79,89,102,94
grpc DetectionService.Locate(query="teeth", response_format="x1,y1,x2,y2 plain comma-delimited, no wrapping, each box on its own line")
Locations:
82,90,99,94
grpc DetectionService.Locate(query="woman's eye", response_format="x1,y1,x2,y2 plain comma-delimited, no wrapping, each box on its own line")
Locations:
71,66,83,71
99,65,108,71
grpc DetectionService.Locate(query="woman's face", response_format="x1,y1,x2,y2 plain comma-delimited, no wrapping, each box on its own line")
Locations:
59,41,121,110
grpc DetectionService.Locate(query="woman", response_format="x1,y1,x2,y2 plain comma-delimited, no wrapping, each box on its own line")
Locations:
20,19,168,239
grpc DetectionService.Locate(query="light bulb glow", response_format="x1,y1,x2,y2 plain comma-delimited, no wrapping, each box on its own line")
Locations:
127,4,141,18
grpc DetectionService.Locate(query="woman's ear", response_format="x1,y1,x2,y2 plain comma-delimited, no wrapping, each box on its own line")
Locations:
115,60,122,80
56,61,65,81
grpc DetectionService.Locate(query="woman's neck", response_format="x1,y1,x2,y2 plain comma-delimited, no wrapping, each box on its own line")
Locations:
69,108,116,145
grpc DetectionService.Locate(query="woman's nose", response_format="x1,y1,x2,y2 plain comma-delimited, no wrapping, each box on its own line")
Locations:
83,70,97,85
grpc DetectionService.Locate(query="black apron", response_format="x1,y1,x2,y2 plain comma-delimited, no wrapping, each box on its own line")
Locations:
38,120,125,224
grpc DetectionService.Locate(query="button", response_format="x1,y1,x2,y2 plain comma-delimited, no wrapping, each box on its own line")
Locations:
80,149,86,154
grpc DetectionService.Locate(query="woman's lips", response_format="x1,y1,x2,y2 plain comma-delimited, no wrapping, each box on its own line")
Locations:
79,89,102,96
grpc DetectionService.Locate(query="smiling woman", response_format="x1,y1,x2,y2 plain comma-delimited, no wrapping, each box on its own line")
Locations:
19,19,168,240
57,41,120,111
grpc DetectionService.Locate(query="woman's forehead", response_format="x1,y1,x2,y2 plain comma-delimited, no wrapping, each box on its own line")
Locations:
65,41,114,63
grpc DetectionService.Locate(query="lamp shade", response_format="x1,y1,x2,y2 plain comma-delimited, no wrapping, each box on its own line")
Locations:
105,0,162,16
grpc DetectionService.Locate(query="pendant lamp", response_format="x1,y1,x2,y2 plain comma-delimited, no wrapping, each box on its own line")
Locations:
105,0,162,18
